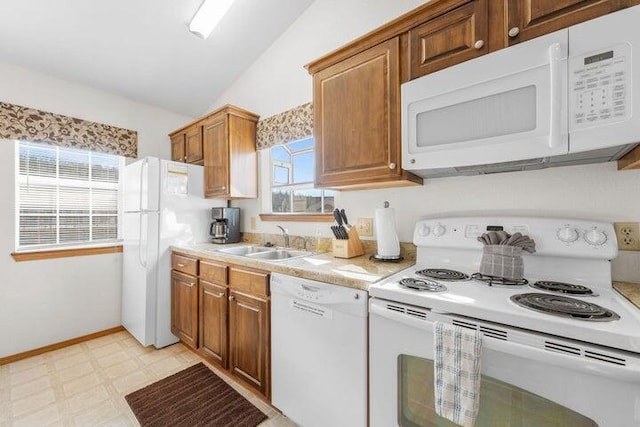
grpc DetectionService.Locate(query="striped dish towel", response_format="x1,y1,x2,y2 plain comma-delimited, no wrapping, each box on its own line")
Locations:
434,322,482,427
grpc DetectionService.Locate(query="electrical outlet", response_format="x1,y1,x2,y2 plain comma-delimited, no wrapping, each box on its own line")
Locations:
250,216,257,230
614,222,640,251
356,218,374,236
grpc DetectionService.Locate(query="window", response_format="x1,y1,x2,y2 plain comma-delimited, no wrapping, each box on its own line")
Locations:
269,138,334,214
15,141,123,250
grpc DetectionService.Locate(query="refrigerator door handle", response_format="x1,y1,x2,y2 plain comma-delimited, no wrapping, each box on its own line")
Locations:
139,158,148,212
139,211,148,268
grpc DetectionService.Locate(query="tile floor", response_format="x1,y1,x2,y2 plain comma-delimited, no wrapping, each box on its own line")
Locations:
0,330,297,426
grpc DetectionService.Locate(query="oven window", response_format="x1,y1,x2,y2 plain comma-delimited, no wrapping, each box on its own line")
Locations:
398,355,597,427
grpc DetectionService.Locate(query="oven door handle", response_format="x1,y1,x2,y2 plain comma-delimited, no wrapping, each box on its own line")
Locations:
370,303,640,383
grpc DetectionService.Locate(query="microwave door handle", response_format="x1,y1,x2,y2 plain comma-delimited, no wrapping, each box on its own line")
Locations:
548,42,562,149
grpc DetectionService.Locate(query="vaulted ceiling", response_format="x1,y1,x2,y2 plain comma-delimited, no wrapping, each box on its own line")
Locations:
0,0,314,116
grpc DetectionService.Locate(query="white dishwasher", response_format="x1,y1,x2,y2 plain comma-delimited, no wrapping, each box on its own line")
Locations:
271,272,368,427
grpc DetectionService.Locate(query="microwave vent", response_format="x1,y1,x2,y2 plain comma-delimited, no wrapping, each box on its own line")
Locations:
454,158,548,175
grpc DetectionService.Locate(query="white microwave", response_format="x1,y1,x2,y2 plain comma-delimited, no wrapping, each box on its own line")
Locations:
402,6,640,178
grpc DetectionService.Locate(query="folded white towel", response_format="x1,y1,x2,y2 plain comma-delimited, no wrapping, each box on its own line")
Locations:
434,322,482,427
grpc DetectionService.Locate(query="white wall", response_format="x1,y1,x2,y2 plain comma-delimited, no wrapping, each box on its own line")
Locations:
212,0,640,283
0,62,192,358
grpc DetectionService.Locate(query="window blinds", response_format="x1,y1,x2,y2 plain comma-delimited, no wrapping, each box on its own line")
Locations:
17,141,122,249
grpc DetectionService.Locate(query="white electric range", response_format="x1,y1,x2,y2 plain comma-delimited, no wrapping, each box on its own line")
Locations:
369,217,640,427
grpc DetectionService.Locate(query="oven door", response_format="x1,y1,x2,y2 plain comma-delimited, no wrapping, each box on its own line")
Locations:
369,299,640,427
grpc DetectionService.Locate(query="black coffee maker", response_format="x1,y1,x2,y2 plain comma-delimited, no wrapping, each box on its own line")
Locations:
210,207,240,244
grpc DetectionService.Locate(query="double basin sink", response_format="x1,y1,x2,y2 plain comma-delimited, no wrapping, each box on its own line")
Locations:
213,245,313,262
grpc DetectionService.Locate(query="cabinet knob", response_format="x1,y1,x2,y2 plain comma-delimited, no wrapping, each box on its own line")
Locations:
389,163,396,170
474,40,484,50
508,27,520,38
229,295,235,301
183,156,187,161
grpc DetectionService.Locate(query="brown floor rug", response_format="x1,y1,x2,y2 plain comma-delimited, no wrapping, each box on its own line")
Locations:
125,362,268,427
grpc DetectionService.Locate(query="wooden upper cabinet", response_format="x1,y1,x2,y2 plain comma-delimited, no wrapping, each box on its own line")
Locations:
506,0,624,45
170,105,259,199
409,0,489,79
202,106,259,199
185,125,204,164
203,116,229,198
170,124,203,164
170,133,185,162
311,37,422,189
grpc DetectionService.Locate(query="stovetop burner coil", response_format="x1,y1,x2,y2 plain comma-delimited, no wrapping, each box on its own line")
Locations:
415,269,469,281
399,278,447,292
471,273,528,287
511,293,619,321
530,281,595,296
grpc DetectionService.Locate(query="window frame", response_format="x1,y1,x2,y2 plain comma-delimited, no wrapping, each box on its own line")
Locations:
260,137,335,222
13,140,124,254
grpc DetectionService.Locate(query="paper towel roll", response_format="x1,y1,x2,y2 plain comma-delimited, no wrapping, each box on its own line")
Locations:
375,206,400,258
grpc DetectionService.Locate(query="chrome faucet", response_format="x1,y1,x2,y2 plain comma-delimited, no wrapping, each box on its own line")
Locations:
276,225,290,248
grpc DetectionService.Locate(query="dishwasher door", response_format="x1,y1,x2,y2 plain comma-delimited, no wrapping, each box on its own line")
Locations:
270,272,368,427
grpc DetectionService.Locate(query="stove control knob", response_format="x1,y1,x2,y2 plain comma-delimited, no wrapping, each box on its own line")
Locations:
418,224,431,236
433,225,446,237
584,228,607,246
557,226,579,243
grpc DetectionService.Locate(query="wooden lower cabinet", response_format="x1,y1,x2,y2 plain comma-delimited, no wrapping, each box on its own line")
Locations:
228,290,270,398
199,280,228,368
171,252,271,400
171,270,199,349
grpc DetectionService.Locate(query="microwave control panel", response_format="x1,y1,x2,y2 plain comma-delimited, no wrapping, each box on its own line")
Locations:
569,43,631,128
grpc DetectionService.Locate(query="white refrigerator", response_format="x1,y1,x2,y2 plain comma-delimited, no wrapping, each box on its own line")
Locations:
122,157,225,348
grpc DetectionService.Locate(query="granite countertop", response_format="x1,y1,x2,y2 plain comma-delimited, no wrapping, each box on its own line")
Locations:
172,243,414,291
613,281,640,310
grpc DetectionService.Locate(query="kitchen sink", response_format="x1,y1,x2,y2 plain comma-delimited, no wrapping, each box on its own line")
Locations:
215,245,276,256
246,249,313,261
214,245,313,261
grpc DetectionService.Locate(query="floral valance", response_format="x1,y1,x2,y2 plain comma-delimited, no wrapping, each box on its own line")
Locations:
256,102,313,150
0,101,138,157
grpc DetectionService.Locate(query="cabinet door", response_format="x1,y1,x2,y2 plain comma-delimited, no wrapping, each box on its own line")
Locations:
170,134,185,162
506,0,623,45
199,280,228,368
185,125,204,164
171,271,198,349
409,0,489,79
314,37,407,187
228,291,270,398
203,116,230,198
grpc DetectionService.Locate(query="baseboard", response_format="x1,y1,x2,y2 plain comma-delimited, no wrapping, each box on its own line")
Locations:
0,325,125,366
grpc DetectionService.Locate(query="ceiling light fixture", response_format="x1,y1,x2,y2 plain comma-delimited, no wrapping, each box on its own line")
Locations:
188,0,235,39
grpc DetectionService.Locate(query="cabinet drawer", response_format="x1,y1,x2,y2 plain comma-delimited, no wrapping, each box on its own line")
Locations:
229,267,269,297
200,260,228,284
172,253,198,276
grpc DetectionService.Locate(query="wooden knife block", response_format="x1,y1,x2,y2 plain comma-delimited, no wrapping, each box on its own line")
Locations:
332,228,365,259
